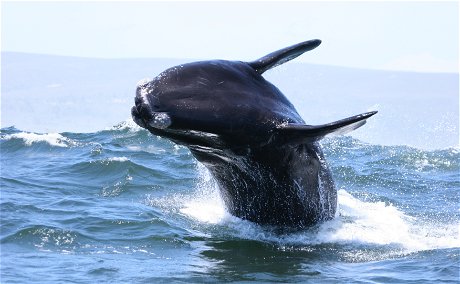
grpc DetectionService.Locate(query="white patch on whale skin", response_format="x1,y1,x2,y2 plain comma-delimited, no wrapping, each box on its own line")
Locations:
148,112,172,129
136,78,152,88
137,78,154,106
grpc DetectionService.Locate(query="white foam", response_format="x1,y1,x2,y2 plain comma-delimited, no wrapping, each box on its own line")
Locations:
109,119,143,132
316,190,421,248
178,168,460,252
107,157,129,162
3,132,76,147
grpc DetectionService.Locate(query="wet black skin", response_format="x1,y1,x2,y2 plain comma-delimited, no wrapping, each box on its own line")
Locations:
132,40,376,228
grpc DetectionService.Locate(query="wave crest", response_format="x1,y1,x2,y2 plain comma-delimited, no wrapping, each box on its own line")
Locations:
1,132,78,147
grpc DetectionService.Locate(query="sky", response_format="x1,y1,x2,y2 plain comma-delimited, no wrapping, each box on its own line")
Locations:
1,1,459,73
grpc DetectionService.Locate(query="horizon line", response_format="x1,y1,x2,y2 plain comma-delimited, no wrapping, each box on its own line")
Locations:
2,50,458,75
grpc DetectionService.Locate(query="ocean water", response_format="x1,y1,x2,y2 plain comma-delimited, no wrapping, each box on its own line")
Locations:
1,121,459,283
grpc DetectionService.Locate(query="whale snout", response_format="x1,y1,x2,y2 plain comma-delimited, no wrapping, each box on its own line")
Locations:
131,105,148,128
132,81,172,130
131,104,172,130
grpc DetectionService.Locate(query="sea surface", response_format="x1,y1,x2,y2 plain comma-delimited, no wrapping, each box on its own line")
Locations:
1,122,458,283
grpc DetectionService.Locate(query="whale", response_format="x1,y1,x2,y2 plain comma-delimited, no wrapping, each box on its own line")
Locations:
131,39,377,228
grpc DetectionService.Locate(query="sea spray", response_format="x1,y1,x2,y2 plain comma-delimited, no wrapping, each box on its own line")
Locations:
177,163,459,254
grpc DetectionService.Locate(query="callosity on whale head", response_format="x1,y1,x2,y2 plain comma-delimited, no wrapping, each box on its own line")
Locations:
131,39,377,228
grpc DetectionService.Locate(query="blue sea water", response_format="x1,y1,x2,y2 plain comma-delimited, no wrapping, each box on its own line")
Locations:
1,122,459,283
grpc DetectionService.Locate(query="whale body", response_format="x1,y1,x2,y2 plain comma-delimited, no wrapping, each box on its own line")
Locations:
131,39,377,228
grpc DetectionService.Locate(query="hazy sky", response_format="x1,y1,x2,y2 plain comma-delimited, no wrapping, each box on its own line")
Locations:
1,1,458,72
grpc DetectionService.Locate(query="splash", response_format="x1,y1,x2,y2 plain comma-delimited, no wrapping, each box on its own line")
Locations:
179,164,228,224
179,166,460,253
320,190,459,251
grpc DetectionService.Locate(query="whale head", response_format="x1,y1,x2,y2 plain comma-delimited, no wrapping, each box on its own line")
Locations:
131,60,301,148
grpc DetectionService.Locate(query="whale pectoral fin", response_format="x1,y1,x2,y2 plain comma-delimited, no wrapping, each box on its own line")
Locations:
248,39,322,74
276,111,377,143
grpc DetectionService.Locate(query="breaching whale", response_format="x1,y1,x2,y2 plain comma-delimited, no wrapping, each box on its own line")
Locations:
131,39,377,228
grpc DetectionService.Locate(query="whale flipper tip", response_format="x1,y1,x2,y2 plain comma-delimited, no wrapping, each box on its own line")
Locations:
248,39,322,74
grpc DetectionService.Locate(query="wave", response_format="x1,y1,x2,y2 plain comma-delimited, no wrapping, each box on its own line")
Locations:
2,123,458,191
2,123,459,258
1,220,187,255
323,136,459,170
1,121,457,152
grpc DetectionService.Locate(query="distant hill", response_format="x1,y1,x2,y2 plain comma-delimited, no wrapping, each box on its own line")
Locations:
1,52,458,149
